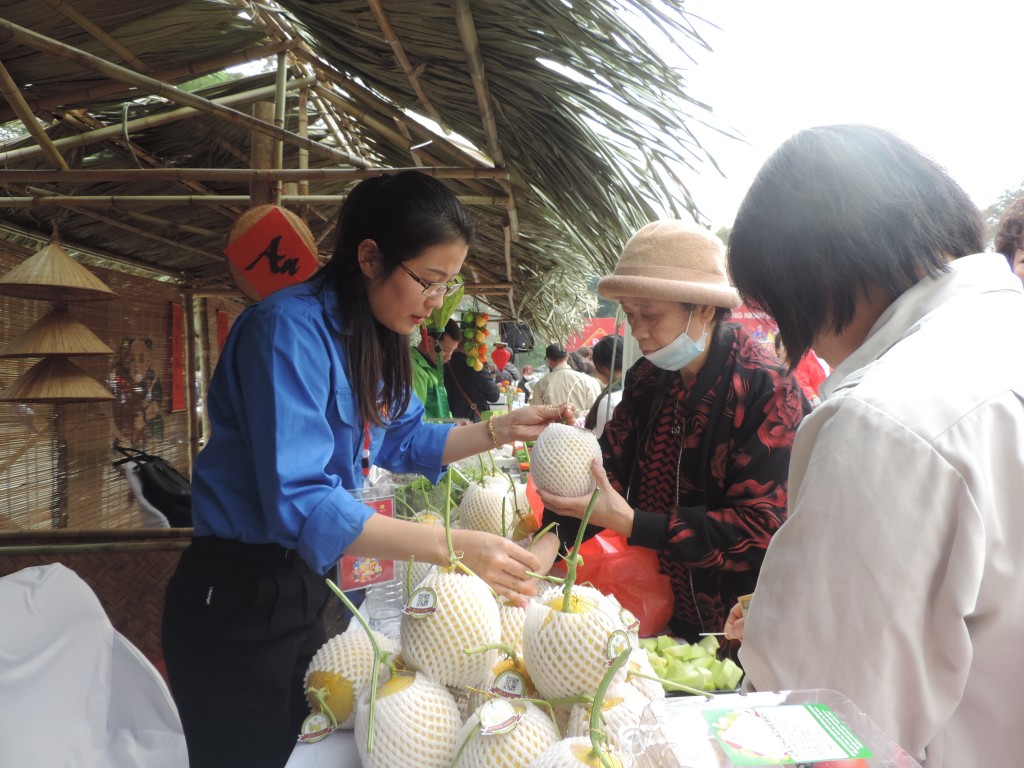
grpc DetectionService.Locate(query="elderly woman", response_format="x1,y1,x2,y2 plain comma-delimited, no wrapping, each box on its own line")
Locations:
727,124,1024,766
537,221,809,645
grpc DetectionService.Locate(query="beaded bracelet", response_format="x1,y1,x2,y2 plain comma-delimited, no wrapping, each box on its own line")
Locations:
487,413,503,450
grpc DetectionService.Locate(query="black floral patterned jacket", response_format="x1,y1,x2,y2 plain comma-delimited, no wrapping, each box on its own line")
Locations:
546,322,810,645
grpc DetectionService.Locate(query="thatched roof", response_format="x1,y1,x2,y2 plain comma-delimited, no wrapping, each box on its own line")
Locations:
0,0,728,340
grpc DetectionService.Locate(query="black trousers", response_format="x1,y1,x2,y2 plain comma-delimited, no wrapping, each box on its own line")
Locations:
162,537,331,768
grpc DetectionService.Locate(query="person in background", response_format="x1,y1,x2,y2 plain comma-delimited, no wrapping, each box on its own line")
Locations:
412,318,461,419
537,220,809,647
517,363,537,403
994,194,1024,285
584,334,625,437
573,345,596,376
530,342,601,413
445,344,500,422
162,170,569,768
727,124,1024,766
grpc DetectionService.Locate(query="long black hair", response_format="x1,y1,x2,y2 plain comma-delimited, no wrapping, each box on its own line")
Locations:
728,124,984,365
314,171,475,426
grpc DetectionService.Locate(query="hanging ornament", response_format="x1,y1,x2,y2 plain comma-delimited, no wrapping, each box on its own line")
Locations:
459,309,490,371
491,342,511,372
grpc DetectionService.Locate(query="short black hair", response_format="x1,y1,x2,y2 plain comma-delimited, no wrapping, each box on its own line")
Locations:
728,124,984,364
591,334,624,374
545,343,567,361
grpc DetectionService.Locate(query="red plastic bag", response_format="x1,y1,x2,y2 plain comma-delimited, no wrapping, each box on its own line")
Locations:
576,530,674,637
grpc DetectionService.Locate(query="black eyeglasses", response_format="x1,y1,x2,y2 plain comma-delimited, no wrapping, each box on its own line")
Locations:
397,261,462,298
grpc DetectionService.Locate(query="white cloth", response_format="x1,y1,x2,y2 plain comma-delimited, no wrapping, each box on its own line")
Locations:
0,564,187,768
738,253,1024,767
117,459,171,528
591,389,623,438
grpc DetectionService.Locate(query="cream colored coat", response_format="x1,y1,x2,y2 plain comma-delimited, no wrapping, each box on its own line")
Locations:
530,362,601,413
739,253,1024,767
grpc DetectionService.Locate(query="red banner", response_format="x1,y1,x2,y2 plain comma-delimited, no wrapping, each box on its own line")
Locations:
566,317,618,351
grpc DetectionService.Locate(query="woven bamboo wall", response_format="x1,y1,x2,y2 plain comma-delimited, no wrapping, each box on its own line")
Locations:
0,246,245,531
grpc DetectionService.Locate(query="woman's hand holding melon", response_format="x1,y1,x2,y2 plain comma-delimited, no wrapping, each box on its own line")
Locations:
538,459,634,537
450,528,540,606
502,403,575,443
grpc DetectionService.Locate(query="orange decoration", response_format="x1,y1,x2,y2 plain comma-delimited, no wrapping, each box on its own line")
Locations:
225,205,320,301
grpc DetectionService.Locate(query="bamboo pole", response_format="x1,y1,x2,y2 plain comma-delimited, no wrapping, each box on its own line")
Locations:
452,0,503,167
43,0,153,73
0,541,191,555
273,52,287,204
0,18,367,166
52,108,243,220
366,0,450,133
0,167,507,183
0,77,316,165
0,194,509,207
0,40,298,123
250,102,276,207
0,60,68,170
18,185,223,261
182,288,201,464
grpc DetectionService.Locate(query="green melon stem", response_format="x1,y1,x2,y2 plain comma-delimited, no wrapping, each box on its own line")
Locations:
561,488,600,613
463,642,518,661
325,578,387,755
528,521,558,550
628,669,714,699
307,686,339,728
524,570,564,584
404,557,415,599
590,648,631,768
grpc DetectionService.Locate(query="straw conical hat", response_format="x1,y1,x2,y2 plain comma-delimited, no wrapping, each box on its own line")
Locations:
0,241,116,301
1,305,113,357
0,356,115,402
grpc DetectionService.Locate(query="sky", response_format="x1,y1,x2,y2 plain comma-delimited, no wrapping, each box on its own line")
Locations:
672,0,1024,230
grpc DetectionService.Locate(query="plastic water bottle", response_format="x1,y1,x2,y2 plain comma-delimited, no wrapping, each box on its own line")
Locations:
364,578,405,641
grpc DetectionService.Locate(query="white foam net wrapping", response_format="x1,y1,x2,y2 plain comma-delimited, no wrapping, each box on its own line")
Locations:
355,672,461,768
400,570,501,688
528,423,602,497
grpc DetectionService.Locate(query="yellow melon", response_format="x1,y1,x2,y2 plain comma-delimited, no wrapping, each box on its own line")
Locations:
303,627,399,728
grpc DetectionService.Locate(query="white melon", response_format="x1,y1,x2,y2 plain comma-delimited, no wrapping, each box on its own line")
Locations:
460,480,514,537
522,584,637,700
529,423,602,497
454,699,559,768
400,569,501,688
354,671,461,768
525,736,636,767
565,681,649,752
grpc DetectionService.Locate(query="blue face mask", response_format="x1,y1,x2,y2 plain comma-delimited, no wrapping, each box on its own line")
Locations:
644,310,707,371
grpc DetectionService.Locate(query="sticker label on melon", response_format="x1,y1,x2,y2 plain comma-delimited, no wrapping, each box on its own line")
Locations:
297,713,335,743
490,669,527,699
404,586,438,617
606,629,631,665
478,698,523,736
619,607,639,632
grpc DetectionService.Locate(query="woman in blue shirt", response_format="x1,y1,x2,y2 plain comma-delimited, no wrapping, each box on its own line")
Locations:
162,171,568,768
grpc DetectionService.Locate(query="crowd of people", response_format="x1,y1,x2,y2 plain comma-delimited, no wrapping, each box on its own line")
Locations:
162,127,1024,768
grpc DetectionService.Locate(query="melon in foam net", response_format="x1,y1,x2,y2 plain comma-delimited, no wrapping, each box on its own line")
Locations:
529,422,603,497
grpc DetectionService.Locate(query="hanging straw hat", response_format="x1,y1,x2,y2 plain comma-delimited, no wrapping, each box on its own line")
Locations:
0,356,115,402
1,305,114,357
598,220,741,308
0,241,116,302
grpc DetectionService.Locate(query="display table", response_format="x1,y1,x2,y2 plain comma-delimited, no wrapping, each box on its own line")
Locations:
286,730,359,767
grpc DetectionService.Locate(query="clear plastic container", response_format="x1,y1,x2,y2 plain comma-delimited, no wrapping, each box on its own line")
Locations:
628,689,922,768
364,578,404,642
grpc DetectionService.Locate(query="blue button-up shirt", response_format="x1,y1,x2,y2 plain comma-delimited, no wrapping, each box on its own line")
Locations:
191,280,455,573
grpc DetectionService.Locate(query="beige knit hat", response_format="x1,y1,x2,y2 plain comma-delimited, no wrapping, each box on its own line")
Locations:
598,220,741,308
